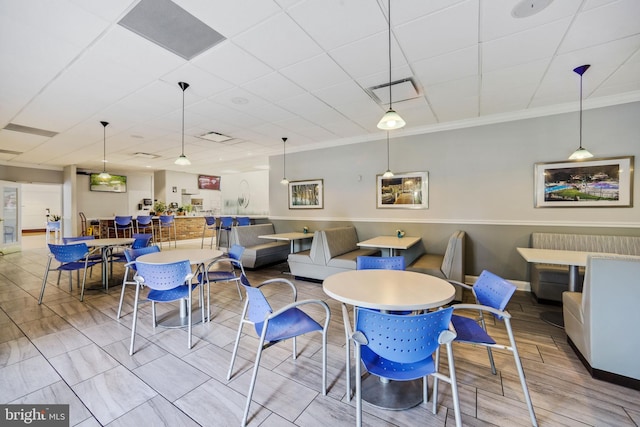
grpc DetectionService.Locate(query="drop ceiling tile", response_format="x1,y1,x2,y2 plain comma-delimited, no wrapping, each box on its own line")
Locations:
277,93,346,125
313,81,375,108
394,0,479,62
330,31,405,81
281,54,351,92
481,85,536,115
413,46,478,86
161,64,235,98
242,72,306,103
481,58,550,93
233,13,323,69
192,42,273,86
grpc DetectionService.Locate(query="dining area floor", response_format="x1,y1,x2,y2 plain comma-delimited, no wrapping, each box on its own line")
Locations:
1,235,639,426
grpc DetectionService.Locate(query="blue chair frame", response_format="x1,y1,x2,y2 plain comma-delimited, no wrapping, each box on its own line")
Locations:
444,270,538,426
227,274,330,427
39,243,101,304
129,260,200,355
350,307,461,427
198,244,246,320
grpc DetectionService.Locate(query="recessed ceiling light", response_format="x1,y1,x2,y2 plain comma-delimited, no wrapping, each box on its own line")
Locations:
197,131,233,142
134,152,160,159
511,0,553,18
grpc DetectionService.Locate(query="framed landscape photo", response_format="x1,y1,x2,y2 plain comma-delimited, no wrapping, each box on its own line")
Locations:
289,179,323,209
377,171,428,209
534,156,634,208
89,173,127,193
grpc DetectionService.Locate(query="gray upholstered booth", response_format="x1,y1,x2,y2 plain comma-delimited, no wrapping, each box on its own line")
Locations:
563,253,640,389
229,223,289,269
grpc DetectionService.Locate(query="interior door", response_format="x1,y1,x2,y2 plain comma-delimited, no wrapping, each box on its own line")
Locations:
0,181,21,253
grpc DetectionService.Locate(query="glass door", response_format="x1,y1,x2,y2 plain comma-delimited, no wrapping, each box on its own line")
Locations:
1,181,21,253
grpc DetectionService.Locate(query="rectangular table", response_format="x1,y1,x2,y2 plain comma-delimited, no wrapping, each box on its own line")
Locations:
357,235,421,257
258,232,312,253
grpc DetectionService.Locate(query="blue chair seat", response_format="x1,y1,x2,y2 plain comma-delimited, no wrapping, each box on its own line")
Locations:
148,284,199,302
256,307,322,343
360,346,436,381
450,315,496,344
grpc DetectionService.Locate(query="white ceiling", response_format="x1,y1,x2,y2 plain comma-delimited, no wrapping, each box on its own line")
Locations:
1,0,639,175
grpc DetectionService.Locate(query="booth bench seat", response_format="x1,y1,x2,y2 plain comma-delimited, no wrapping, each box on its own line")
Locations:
288,226,379,281
229,223,289,269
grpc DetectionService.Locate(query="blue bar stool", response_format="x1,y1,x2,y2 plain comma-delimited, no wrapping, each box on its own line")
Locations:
217,216,234,249
201,216,217,248
158,215,177,248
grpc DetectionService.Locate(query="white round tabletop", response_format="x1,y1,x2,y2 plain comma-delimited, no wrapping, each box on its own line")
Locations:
83,238,135,247
137,249,223,266
323,270,455,312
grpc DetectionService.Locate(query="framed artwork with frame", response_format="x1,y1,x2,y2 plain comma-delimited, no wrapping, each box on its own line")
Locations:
534,156,634,207
288,179,324,209
377,171,428,209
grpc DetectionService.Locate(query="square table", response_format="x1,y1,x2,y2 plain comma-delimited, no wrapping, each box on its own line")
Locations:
258,232,312,253
356,235,421,256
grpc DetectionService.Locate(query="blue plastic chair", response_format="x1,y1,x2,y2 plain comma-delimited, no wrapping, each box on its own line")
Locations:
39,243,101,304
135,215,155,242
216,216,234,249
227,274,331,427
111,215,133,238
445,270,538,426
158,215,177,248
201,216,217,249
356,255,409,315
109,233,153,277
62,235,102,277
198,244,246,320
116,245,160,319
351,307,461,427
236,216,251,226
129,260,200,355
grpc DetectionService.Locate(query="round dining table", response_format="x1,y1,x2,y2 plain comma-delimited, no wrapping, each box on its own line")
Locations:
84,237,135,288
323,269,456,410
136,248,223,327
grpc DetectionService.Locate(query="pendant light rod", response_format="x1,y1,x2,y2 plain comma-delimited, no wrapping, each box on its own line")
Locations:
383,132,394,178
377,0,406,130
175,81,191,165
387,0,392,111
569,65,593,160
280,137,289,185
98,121,111,180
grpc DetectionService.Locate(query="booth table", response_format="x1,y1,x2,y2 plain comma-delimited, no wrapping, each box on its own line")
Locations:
258,232,312,253
137,248,223,327
323,269,455,410
356,235,421,257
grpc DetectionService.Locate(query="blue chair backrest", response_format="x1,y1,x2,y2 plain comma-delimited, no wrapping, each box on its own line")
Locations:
239,274,273,324
220,217,234,228
473,270,517,312
159,215,174,225
131,233,153,249
228,244,245,261
49,243,88,263
356,256,405,270
115,216,133,226
204,216,216,226
236,217,251,226
63,236,95,244
134,260,191,291
124,245,160,265
355,306,453,364
136,215,153,226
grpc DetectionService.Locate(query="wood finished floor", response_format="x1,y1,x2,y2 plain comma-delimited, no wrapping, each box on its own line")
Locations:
1,236,639,426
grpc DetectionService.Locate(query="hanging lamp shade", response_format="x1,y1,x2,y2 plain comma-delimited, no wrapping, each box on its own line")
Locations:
280,137,289,185
568,64,594,160
175,81,191,165
377,0,405,130
382,132,394,177
98,121,111,180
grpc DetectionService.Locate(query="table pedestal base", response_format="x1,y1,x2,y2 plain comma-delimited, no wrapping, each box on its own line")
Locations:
157,308,207,328
361,374,423,410
540,311,564,328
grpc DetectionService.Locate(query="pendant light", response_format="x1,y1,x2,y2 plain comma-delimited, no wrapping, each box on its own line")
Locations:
568,65,594,160
280,137,289,185
98,121,111,180
377,0,406,130
175,81,191,165
382,132,394,178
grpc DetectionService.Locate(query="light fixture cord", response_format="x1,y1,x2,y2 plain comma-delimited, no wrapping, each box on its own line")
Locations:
181,86,186,155
386,132,390,170
387,0,392,110
579,73,583,150
282,137,287,178
103,125,106,172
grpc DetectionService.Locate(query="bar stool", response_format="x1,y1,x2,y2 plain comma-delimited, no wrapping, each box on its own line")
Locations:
158,215,177,248
217,217,234,249
236,216,251,226
111,216,133,238
79,212,88,236
135,215,155,243
201,216,217,249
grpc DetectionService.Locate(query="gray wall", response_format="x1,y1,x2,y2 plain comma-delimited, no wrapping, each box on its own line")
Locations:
268,101,640,283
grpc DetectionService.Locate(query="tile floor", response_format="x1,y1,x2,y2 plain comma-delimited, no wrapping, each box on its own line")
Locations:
1,234,639,426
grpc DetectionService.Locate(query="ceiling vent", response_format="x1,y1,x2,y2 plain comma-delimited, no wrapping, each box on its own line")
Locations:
368,78,420,105
3,123,58,138
133,152,160,159
118,0,226,60
197,131,233,143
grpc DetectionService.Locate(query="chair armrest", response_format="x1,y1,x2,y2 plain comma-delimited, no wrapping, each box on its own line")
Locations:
257,278,297,301
438,328,457,345
268,299,331,329
447,279,473,291
451,303,511,319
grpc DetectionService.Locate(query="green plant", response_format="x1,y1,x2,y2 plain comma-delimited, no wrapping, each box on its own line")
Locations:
183,204,193,213
177,206,185,213
153,201,166,214
49,214,61,222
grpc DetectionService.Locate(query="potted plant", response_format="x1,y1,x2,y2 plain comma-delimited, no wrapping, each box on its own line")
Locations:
183,204,193,215
177,206,185,216
153,201,166,216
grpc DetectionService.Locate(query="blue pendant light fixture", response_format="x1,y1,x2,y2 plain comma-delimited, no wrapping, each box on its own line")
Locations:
568,64,594,160
175,81,191,165
98,121,111,180
377,0,405,130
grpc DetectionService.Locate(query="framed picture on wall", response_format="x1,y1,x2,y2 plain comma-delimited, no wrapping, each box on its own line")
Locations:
89,173,127,193
534,156,634,207
377,171,428,209
288,179,323,209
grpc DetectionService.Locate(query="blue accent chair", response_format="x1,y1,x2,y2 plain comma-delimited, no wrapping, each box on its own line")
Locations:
116,245,160,319
111,215,134,238
216,216,234,249
135,215,154,242
201,216,217,249
198,244,246,320
236,216,251,226
158,215,177,248
227,274,331,427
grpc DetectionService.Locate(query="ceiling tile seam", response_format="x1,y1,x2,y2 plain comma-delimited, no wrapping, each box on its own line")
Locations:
477,0,484,117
